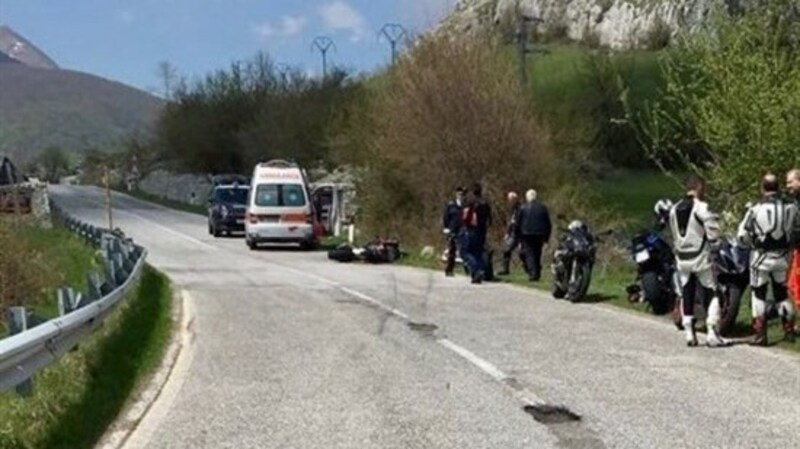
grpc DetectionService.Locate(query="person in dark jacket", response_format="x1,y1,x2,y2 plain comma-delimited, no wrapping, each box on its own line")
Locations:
516,189,551,282
460,183,493,284
498,191,524,276
442,186,465,276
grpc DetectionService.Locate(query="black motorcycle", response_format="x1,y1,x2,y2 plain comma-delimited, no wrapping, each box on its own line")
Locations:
551,221,607,302
626,225,679,316
713,238,750,336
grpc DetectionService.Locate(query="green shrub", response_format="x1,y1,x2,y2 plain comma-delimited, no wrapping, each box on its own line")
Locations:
628,0,800,210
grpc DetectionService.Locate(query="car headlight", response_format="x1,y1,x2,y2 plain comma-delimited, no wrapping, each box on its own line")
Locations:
220,205,229,218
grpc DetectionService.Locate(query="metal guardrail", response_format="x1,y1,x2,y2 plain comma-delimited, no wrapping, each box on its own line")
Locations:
0,203,147,395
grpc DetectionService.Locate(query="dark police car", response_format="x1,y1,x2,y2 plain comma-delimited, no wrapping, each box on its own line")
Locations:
207,176,250,237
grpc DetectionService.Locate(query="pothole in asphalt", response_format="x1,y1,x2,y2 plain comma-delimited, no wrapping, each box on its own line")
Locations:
407,322,438,337
524,404,581,425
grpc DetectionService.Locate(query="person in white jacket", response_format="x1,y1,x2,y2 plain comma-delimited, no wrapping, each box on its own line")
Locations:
737,173,798,345
668,176,726,347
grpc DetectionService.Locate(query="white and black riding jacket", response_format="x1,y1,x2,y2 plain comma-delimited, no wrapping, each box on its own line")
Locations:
669,196,721,272
737,194,799,267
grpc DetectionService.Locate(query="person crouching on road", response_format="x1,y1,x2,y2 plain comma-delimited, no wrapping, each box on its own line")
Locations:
738,173,799,345
668,176,727,347
498,191,524,276
442,186,466,277
516,189,551,282
460,183,492,284
785,169,800,324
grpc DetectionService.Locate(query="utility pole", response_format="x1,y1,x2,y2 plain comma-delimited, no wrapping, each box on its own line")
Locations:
311,37,336,79
276,63,291,79
379,23,407,66
276,63,291,90
515,14,544,88
103,165,113,230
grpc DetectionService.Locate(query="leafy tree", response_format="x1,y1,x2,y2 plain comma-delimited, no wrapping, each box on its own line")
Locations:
38,146,70,183
628,0,800,211
153,53,360,175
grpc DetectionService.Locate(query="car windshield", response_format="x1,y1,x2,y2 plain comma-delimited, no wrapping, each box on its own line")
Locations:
214,187,249,205
254,184,307,207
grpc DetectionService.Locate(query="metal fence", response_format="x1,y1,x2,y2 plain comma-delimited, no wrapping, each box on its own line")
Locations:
0,203,147,395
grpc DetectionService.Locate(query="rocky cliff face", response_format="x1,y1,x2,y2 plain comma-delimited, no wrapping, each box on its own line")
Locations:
441,0,743,48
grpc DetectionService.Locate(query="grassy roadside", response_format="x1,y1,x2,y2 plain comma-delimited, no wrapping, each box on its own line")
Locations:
0,222,98,336
0,266,173,449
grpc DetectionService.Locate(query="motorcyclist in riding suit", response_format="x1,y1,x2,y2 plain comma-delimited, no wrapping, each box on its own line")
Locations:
667,177,727,347
737,174,799,345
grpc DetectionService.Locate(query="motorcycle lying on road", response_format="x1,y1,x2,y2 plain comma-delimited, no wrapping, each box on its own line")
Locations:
551,220,611,302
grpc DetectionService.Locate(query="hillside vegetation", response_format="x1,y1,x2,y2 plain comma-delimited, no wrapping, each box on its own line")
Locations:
0,63,162,164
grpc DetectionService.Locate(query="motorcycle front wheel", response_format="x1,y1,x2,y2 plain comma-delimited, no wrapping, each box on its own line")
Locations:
568,264,593,303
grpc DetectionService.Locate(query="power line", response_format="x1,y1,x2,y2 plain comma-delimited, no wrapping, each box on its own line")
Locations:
311,36,336,79
379,23,407,66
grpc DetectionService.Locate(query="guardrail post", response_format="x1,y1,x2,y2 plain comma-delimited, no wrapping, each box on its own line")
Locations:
86,272,103,302
104,259,118,289
57,288,82,316
6,307,33,397
114,253,130,282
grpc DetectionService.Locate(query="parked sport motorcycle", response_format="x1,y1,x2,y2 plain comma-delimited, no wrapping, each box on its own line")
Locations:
626,220,679,316
552,221,608,302
713,238,750,336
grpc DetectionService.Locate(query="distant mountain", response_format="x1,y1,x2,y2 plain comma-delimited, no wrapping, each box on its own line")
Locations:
0,25,162,163
0,25,58,69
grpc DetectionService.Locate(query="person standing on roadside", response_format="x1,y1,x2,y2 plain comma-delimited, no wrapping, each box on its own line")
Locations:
460,183,492,284
498,191,524,276
516,189,551,282
442,186,465,277
786,169,800,319
668,176,726,347
738,173,799,345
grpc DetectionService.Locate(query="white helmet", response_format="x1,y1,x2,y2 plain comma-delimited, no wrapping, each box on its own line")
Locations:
568,220,585,231
654,199,673,216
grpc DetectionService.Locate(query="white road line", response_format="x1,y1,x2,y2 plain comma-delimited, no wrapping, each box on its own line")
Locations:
437,338,508,382
338,286,413,321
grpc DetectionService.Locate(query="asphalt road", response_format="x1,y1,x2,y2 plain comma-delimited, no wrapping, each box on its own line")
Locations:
52,186,800,449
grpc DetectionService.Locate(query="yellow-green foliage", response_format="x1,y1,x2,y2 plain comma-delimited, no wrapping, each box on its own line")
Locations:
632,0,800,210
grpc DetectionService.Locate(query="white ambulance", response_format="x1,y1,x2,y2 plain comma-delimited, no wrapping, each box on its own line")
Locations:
245,160,319,250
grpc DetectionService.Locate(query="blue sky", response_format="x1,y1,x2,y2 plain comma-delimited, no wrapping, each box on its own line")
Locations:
1,0,457,93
